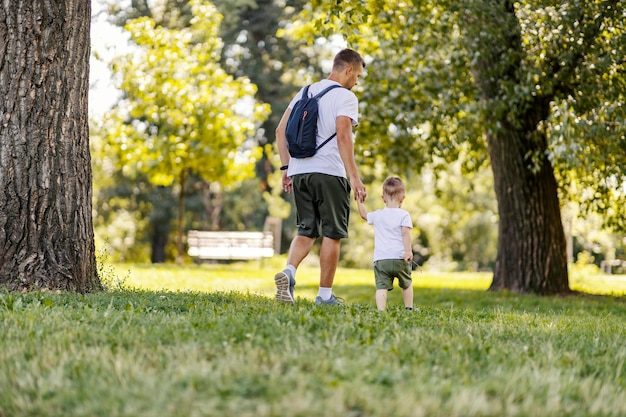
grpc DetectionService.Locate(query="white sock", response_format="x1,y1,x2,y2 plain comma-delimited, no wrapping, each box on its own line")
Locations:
285,265,296,280
317,287,332,300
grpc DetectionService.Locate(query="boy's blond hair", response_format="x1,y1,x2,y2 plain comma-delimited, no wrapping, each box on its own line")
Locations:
382,176,405,200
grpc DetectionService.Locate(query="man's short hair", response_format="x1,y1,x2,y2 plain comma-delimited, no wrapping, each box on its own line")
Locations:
333,48,366,71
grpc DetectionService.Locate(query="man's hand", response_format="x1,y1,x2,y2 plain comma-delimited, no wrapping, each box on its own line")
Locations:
351,177,367,203
282,171,292,194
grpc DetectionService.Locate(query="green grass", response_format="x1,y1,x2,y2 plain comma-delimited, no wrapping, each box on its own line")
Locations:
1,262,625,417
107,259,626,302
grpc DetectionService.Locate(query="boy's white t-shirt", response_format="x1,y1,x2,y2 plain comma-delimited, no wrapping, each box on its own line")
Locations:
286,79,359,179
367,207,413,262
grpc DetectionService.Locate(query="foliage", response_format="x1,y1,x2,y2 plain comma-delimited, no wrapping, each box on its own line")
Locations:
297,0,626,229
93,0,314,261
1,277,625,416
101,0,269,188
102,0,194,29
93,0,271,260
278,0,626,294
103,0,311,146
341,161,498,271
215,0,312,146
92,0,626,272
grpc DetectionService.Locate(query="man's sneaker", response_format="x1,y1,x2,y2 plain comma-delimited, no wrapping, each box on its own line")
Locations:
289,275,295,300
274,271,295,304
314,294,344,306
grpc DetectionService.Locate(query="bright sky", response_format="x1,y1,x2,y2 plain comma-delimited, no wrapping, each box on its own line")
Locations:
89,0,130,117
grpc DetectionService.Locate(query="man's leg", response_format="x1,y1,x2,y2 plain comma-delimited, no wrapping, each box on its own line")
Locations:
287,235,316,267
275,235,315,303
318,236,340,294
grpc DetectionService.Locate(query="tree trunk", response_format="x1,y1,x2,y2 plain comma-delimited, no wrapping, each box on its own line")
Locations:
149,185,173,263
175,169,187,264
0,1,100,292
150,225,168,263
464,1,570,294
486,126,570,294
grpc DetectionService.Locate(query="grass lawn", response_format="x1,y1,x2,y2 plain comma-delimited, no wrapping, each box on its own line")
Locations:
1,260,625,417
106,256,626,300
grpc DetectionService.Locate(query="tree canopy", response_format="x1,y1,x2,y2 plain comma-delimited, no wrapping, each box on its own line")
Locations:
102,0,269,187
291,0,626,293
95,0,270,260
304,0,626,227
91,0,626,279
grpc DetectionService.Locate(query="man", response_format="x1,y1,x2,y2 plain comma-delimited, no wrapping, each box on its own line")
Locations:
274,48,368,305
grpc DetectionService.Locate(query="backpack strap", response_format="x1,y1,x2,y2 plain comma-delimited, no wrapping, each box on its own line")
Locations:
312,84,343,151
313,84,342,99
316,132,337,150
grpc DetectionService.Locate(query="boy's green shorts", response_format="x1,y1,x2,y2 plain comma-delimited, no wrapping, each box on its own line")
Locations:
374,259,412,290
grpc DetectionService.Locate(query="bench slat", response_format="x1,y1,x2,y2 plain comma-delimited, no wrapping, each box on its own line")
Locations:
187,230,274,260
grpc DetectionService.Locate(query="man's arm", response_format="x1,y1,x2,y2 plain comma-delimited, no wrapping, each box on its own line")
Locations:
275,107,293,193
335,115,366,202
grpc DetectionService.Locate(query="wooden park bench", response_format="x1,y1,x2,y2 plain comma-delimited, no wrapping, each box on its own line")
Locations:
187,230,275,262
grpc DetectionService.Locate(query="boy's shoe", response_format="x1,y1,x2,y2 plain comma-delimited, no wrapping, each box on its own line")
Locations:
406,306,420,313
314,294,344,306
274,271,295,304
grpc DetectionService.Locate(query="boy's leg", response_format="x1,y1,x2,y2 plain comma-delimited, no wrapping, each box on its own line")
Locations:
401,285,414,309
375,289,388,311
397,261,414,309
374,260,394,310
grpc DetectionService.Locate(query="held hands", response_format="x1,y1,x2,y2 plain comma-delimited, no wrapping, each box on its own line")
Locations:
351,177,367,203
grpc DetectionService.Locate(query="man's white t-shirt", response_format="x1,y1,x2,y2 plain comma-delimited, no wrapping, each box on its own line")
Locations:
286,79,359,179
367,208,413,262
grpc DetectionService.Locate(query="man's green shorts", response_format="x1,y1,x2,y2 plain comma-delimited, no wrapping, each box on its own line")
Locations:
374,259,413,290
291,173,351,239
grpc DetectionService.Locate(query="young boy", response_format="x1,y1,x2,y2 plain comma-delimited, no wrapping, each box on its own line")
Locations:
357,176,415,311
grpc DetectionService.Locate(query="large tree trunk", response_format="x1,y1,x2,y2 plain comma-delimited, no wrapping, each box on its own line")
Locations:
466,1,570,294
486,126,570,294
0,1,100,292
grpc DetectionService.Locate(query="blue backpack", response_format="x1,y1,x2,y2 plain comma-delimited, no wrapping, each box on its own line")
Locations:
285,84,342,158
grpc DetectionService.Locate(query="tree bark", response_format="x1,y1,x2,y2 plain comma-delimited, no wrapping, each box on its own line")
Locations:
486,126,570,294
0,1,100,292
